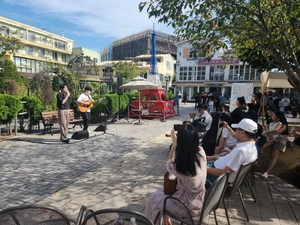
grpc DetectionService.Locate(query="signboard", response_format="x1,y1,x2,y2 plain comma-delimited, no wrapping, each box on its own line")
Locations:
230,83,254,112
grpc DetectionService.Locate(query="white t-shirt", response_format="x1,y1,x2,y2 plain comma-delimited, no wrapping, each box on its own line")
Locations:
221,128,238,147
77,93,94,112
213,141,257,183
200,111,212,131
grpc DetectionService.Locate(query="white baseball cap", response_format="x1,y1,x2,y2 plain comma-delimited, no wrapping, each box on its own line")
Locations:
231,118,258,134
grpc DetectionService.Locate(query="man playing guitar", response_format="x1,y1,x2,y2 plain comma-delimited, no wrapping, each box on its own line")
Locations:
77,86,98,131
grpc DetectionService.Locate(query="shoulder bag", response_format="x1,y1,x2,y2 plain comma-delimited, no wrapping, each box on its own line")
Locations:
164,171,177,195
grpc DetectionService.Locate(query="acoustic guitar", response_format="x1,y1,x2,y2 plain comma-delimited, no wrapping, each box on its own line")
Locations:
78,97,105,113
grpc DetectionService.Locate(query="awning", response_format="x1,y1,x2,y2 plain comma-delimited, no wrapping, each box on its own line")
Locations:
267,72,294,88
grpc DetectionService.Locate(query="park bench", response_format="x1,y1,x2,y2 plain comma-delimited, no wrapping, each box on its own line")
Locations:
41,109,83,135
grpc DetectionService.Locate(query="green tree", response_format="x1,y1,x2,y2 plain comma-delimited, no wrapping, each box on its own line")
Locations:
139,0,300,90
100,82,109,94
0,60,26,96
0,26,23,60
0,94,22,134
112,61,140,82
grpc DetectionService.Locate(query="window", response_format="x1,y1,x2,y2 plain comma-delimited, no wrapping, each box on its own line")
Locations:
62,54,67,62
188,48,195,59
229,65,239,80
210,65,225,81
179,67,188,80
28,33,36,42
38,49,45,58
52,52,58,60
196,66,206,80
187,67,194,80
93,58,98,63
26,46,33,56
166,61,171,68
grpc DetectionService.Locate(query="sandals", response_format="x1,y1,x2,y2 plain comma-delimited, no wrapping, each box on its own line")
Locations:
260,172,269,179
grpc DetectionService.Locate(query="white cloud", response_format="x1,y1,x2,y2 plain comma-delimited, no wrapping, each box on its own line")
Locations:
4,0,174,39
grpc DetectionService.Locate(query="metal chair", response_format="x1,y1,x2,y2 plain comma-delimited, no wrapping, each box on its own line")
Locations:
0,205,71,225
222,161,256,225
155,172,229,225
81,208,154,225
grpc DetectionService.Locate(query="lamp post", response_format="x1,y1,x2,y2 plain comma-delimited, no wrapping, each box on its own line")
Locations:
165,76,169,92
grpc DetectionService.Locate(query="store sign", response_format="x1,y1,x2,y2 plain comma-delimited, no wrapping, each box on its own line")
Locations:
229,83,253,112
198,59,240,65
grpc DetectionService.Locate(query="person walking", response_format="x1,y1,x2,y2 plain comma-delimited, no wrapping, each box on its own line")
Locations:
194,92,200,110
77,86,94,131
57,83,70,144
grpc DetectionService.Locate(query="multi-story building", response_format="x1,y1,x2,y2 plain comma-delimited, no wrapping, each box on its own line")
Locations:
174,40,261,100
98,54,175,91
0,16,74,79
72,47,101,63
111,30,177,60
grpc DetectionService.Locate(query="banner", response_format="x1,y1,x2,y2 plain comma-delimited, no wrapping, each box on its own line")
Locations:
230,83,254,112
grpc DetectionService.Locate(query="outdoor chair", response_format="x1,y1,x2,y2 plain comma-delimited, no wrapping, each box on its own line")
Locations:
0,204,71,225
155,172,229,225
81,208,154,225
222,161,256,225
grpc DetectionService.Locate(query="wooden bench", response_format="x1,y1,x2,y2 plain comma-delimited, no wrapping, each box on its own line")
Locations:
41,109,83,135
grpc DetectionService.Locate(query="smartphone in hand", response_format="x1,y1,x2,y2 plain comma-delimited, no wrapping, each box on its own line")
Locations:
174,124,182,131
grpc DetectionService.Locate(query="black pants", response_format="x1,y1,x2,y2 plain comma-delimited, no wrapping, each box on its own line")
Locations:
81,112,91,130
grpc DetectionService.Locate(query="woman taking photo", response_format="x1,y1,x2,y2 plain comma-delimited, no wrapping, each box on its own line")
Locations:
145,124,207,225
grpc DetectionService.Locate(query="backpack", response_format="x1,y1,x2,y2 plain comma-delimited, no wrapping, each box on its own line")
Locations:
192,117,207,133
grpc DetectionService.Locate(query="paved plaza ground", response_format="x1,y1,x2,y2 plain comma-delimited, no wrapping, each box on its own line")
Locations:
1,103,300,224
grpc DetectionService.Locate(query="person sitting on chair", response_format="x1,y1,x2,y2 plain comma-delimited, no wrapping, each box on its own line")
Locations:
145,124,207,225
206,118,258,189
192,104,213,133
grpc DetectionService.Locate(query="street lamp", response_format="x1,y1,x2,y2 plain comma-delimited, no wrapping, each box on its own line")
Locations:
165,76,170,92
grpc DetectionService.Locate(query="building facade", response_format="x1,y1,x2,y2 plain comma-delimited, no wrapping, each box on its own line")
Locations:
0,16,74,79
174,40,261,100
111,29,177,60
72,47,101,63
97,54,175,91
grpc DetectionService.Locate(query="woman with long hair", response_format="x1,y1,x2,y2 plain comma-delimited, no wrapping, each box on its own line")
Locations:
230,96,247,124
145,124,207,225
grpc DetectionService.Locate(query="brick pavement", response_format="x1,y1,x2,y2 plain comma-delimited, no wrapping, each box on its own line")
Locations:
1,103,300,224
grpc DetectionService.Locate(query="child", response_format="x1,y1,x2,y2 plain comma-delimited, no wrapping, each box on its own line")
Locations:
207,98,213,113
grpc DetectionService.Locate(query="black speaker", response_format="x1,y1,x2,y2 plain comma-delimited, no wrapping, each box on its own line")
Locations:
117,76,123,95
71,130,89,139
94,123,107,132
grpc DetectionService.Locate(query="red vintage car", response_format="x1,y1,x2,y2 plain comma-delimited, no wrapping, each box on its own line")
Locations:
129,89,176,119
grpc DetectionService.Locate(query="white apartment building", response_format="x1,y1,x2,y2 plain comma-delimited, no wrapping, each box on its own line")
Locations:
0,16,74,79
174,40,261,100
98,54,175,91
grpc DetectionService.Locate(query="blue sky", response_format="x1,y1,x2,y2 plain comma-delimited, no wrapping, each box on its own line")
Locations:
0,0,174,52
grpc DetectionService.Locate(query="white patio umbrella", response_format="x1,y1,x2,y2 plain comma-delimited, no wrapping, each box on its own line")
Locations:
118,76,160,124
119,76,160,90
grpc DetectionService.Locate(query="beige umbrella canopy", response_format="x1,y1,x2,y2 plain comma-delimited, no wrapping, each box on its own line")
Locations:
119,76,160,124
118,76,160,90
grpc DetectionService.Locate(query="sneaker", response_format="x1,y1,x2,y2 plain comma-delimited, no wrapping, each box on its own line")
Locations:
261,172,268,179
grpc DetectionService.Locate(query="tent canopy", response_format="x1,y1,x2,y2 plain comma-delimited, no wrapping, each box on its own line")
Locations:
267,72,294,88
